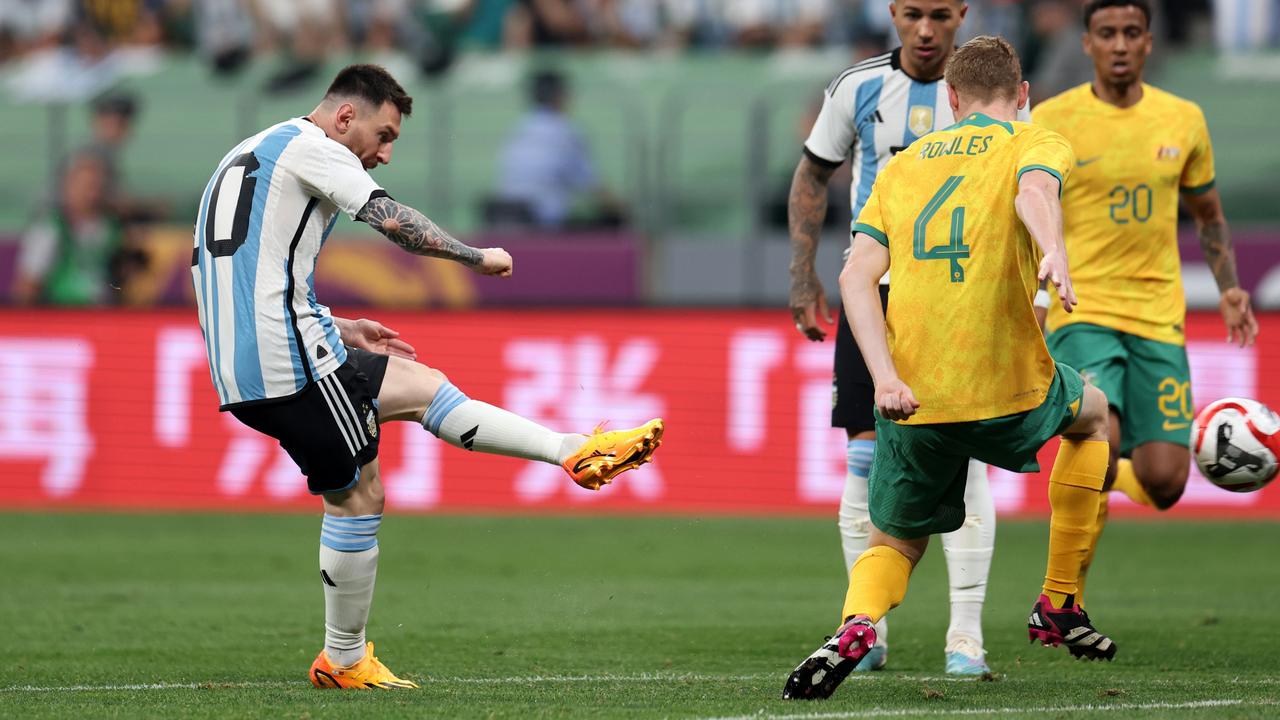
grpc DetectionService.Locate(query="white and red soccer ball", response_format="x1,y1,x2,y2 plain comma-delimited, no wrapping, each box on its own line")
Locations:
1191,397,1280,493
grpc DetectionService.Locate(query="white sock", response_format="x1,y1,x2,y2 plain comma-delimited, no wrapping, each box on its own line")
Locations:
839,439,887,645
421,381,585,464
320,514,381,667
940,459,996,648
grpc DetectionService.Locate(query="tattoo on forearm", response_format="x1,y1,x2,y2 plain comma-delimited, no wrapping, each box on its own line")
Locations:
357,196,482,267
1198,219,1238,291
788,160,833,306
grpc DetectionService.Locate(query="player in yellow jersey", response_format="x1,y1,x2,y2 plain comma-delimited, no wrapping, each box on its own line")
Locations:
783,37,1116,701
1033,0,1257,603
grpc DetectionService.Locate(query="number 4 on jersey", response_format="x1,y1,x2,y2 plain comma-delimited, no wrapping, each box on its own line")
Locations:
913,175,969,283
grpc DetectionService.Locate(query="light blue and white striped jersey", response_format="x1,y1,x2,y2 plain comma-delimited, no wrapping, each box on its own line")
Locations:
191,118,383,409
804,48,1031,225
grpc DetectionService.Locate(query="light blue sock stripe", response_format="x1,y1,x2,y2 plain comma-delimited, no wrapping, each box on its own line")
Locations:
846,439,875,477
320,513,382,552
422,381,470,435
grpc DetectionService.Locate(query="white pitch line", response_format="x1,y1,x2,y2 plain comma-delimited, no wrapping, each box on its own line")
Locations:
704,698,1278,720
0,673,987,693
4,675,1279,695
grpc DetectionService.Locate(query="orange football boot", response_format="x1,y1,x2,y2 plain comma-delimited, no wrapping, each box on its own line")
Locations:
309,642,418,689
562,418,665,490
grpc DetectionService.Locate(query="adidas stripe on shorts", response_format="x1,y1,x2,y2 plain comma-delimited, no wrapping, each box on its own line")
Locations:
231,347,389,494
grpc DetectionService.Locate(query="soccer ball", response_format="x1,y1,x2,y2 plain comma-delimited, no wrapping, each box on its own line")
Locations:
1191,398,1280,493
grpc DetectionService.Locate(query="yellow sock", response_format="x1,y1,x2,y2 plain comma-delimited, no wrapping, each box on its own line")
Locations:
1076,493,1109,606
1111,459,1156,507
1043,439,1108,609
841,545,913,624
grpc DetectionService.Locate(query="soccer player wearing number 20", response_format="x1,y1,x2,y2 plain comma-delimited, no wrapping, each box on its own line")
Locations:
191,64,663,689
1033,0,1257,605
785,37,1116,701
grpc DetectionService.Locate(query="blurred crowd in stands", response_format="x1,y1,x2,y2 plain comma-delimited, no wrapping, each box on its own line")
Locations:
3,0,1276,306
1,2,1268,81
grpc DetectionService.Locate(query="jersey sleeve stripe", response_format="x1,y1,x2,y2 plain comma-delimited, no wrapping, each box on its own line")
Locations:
826,55,891,94
1017,164,1065,197
1180,179,1216,195
803,145,843,168
854,222,889,247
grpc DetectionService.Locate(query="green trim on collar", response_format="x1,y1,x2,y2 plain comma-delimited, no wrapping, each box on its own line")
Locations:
948,112,1015,135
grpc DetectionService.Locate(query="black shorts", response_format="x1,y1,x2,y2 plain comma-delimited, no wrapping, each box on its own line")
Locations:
230,347,390,495
832,283,890,433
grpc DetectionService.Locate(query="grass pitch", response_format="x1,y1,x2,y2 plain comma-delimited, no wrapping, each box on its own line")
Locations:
1,513,1277,719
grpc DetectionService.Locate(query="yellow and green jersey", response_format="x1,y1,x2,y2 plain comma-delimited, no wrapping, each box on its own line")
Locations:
1033,83,1216,346
854,113,1075,425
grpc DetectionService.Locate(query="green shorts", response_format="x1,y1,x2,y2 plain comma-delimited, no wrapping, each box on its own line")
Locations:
1046,323,1192,455
868,362,1085,540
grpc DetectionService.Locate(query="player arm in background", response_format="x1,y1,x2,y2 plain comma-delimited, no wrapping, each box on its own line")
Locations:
1179,113,1257,346
788,153,840,340
790,77,856,341
356,195,512,277
1014,169,1076,313
838,232,917,420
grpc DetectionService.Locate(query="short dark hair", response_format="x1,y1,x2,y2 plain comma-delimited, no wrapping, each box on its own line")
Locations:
92,91,138,119
1084,0,1151,30
529,70,566,107
945,36,1023,104
324,64,413,117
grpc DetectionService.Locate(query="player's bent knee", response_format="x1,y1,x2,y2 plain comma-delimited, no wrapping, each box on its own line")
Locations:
1146,482,1184,511
323,461,385,515
1136,457,1189,511
1065,385,1110,441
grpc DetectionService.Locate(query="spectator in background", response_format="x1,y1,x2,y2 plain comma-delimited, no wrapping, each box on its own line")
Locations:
0,0,73,62
722,0,833,48
193,0,256,75
69,91,169,222
15,152,143,305
77,0,166,47
488,69,624,229
252,0,343,91
1029,0,1095,104
505,0,590,47
1213,0,1280,50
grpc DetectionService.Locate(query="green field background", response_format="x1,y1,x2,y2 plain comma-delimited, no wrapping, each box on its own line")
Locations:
2,514,1278,718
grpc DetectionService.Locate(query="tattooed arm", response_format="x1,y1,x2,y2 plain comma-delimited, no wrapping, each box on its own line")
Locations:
1182,187,1256,346
356,195,512,276
788,154,839,341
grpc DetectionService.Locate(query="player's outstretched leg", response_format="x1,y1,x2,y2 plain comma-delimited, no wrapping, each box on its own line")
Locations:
783,540,920,700
837,437,887,671
378,358,663,490
940,459,994,675
1034,384,1117,661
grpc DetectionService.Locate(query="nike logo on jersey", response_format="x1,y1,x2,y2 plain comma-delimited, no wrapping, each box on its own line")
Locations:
1076,156,1102,167
1162,420,1190,431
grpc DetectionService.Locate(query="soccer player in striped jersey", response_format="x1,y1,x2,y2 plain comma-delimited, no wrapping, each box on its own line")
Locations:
1033,0,1257,605
191,65,664,689
785,36,1116,701
788,0,1020,675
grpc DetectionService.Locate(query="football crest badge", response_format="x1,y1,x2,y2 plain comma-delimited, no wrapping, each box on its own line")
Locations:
909,106,934,138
